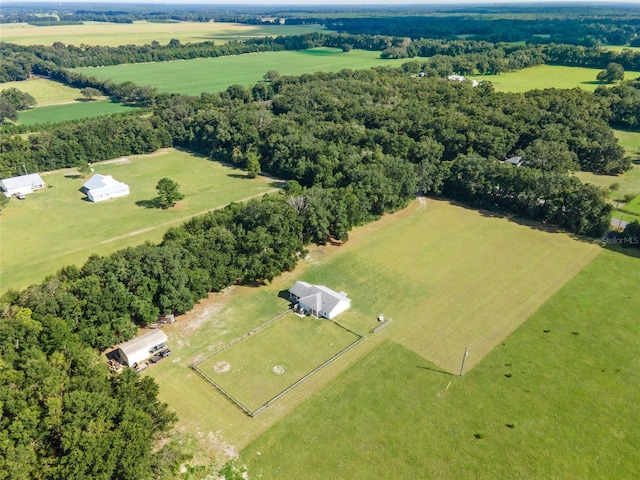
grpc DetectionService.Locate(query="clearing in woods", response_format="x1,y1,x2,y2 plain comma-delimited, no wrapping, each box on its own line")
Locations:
0,148,279,292
147,198,600,464
71,48,408,95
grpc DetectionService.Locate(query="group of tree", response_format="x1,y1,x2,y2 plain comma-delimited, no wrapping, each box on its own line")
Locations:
0,87,36,124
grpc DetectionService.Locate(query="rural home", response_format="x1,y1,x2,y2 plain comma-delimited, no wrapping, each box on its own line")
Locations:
289,281,351,320
504,156,524,167
83,174,130,202
116,329,168,367
1,173,46,197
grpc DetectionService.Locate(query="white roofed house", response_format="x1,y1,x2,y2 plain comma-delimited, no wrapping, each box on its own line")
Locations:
1,173,46,197
289,281,351,320
116,329,168,367
83,173,129,202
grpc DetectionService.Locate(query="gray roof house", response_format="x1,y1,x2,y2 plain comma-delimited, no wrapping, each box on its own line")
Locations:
289,281,351,320
83,174,129,202
504,156,524,167
1,173,46,196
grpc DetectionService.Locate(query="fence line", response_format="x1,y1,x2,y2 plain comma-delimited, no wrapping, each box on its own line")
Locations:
371,318,393,334
191,308,291,368
191,365,253,417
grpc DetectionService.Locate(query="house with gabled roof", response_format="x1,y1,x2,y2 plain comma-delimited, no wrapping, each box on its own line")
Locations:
83,173,129,202
289,281,351,320
1,173,46,197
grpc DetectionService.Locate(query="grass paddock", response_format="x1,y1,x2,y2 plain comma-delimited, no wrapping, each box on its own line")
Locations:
0,149,277,292
147,198,599,465
0,79,87,106
17,100,138,125
240,247,640,479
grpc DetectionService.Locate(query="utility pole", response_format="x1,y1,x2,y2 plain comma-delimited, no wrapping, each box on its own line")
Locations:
459,346,469,376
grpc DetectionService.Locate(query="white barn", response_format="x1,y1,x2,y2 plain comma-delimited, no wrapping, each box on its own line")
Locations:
1,173,46,197
289,281,351,320
116,329,168,367
83,174,129,202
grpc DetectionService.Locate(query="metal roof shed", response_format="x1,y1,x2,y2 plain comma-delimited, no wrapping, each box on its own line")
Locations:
117,330,168,367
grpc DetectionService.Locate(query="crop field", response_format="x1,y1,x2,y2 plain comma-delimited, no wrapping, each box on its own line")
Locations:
72,48,407,95
0,21,325,47
469,64,640,92
18,100,138,125
0,149,278,292
240,247,640,479
194,314,362,414
0,79,87,105
146,198,600,464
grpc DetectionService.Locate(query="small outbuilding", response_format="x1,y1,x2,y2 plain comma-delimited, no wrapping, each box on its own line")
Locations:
83,174,129,202
116,329,168,367
289,281,351,320
1,173,46,197
503,156,524,167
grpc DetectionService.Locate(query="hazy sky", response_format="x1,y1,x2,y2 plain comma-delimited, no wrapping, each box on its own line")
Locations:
7,0,640,4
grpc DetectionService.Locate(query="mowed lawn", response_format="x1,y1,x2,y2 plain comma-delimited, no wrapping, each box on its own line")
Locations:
0,79,87,105
0,149,278,292
147,198,599,464
240,248,640,479
18,100,138,125
469,64,640,92
0,21,324,47
72,48,407,95
197,314,360,413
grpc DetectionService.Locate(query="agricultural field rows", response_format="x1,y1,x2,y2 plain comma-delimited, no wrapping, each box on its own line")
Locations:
1,21,325,47
0,149,278,292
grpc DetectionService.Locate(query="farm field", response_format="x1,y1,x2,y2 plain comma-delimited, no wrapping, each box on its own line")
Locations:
0,21,325,47
72,48,407,95
18,100,138,125
240,247,640,479
469,64,640,93
196,314,361,413
0,78,88,105
147,198,600,465
0,149,278,292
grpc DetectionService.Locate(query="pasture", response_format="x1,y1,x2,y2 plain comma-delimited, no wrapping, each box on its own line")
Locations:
72,48,407,95
469,64,640,92
18,100,138,125
240,247,640,479
146,198,600,464
0,21,324,47
0,79,87,105
195,314,361,414
0,149,278,292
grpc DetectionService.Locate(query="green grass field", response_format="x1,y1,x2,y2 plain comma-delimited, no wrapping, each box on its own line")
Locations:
622,192,640,215
196,314,361,413
240,246,639,479
146,198,599,465
17,100,138,125
576,129,640,200
469,64,640,93
0,21,324,47
72,48,407,95
0,149,278,292
0,79,88,106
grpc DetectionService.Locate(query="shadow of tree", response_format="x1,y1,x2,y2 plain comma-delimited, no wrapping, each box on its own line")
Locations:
136,198,160,209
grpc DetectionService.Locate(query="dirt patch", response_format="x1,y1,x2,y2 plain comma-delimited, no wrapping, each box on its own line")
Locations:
214,361,231,374
95,157,131,166
272,365,286,375
179,291,230,333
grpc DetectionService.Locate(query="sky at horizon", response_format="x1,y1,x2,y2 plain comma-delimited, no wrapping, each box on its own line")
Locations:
4,0,640,5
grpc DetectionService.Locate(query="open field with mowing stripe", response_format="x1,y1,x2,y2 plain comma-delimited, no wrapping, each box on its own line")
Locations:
1,21,324,47
241,246,640,478
0,79,88,105
623,192,640,215
72,48,407,95
146,198,599,465
0,149,278,292
18,100,138,125
195,314,361,414
470,64,640,92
